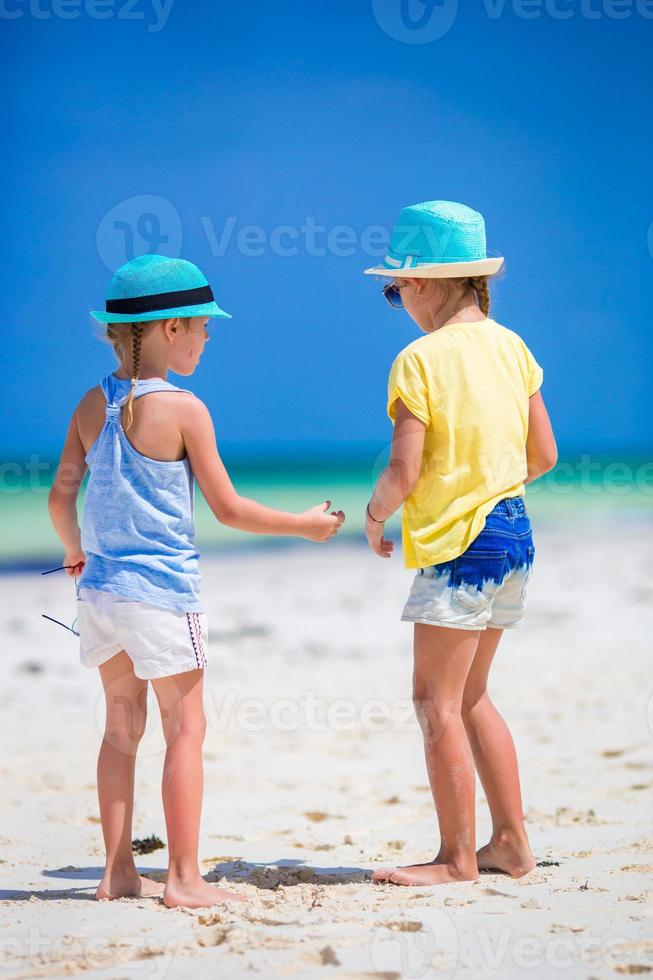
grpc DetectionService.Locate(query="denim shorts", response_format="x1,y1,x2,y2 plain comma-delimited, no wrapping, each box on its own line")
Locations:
401,496,535,631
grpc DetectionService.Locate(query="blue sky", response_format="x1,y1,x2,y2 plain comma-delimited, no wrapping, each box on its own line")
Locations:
4,0,652,462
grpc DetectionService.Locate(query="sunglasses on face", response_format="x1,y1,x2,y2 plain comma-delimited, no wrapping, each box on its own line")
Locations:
382,281,407,309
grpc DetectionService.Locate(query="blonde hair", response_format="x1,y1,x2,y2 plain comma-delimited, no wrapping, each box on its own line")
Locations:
419,272,497,317
444,275,491,316
105,317,191,431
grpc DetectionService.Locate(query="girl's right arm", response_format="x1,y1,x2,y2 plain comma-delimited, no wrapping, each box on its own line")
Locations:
525,390,558,483
181,398,344,542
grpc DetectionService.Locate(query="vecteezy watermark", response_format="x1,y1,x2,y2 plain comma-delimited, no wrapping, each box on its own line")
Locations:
371,0,459,44
483,0,653,18
648,220,653,261
201,215,390,259
96,198,391,269
4,453,653,497
474,929,653,974
368,446,653,499
371,0,653,44
0,930,184,978
369,921,653,977
96,194,183,271
0,0,175,31
95,688,423,758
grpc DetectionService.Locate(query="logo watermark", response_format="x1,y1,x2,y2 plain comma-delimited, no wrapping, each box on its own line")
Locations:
370,911,459,978
371,0,459,43
96,194,183,271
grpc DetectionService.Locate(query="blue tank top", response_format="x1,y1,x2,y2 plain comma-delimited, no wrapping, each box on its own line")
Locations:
77,372,204,613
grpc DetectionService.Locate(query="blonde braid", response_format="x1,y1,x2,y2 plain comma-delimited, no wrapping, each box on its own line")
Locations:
120,322,144,433
469,276,490,317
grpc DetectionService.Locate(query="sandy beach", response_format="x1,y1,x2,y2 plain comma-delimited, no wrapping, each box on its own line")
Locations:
1,524,651,979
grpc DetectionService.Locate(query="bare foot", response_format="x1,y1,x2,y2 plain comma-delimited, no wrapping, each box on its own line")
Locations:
374,860,478,887
372,867,395,883
476,834,536,878
96,873,164,901
163,878,248,909
373,852,450,883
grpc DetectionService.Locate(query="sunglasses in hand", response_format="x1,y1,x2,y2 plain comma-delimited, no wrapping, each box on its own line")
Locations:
41,564,80,637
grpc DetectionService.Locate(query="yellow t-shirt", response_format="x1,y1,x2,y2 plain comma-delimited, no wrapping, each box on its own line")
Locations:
387,317,543,569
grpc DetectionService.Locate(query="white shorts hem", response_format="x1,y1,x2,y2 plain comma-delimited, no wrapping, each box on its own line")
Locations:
486,619,525,630
81,653,204,680
401,614,486,631
80,646,123,669
135,659,204,681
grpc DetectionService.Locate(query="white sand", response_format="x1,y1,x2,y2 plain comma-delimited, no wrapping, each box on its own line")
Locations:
1,525,652,979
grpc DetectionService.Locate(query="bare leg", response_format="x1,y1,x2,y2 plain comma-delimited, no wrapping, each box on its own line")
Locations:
461,628,536,877
151,668,247,909
374,624,481,886
96,651,164,900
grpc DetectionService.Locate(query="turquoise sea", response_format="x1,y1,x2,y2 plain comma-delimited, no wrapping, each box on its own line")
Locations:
2,452,651,571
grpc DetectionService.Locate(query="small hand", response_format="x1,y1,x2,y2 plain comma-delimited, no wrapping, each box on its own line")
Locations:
301,500,346,542
64,549,86,577
365,511,394,559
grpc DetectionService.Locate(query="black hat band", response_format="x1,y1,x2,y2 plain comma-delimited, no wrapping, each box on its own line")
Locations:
106,284,214,315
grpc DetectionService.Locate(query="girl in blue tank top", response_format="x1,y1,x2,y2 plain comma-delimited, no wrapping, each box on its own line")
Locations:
48,254,345,910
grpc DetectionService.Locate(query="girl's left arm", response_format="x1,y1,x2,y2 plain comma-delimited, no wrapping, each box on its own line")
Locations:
366,399,426,558
48,405,88,577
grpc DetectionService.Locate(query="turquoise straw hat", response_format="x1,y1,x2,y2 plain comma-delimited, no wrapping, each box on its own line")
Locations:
364,200,504,278
91,254,231,323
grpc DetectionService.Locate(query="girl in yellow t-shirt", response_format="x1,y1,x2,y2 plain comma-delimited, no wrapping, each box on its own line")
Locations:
363,201,557,887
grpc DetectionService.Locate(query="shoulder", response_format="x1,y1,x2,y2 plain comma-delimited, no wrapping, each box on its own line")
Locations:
488,321,543,391
488,319,530,350
140,387,206,433
389,334,433,370
75,384,104,422
176,395,220,453
483,320,542,368
176,392,213,429
79,383,104,406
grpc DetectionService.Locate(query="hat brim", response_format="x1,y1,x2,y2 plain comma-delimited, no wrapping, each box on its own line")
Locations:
363,257,504,278
91,300,231,323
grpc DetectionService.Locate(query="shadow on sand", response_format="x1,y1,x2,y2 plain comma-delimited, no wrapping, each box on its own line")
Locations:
0,865,169,902
205,857,372,889
1,859,373,901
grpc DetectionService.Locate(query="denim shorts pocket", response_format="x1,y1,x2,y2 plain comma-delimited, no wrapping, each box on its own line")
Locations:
520,544,535,600
450,550,508,613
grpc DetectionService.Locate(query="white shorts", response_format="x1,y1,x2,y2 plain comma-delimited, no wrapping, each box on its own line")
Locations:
75,587,208,680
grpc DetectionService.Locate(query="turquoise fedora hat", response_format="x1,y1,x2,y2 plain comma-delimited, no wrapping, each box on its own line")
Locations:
91,254,231,323
364,200,504,278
